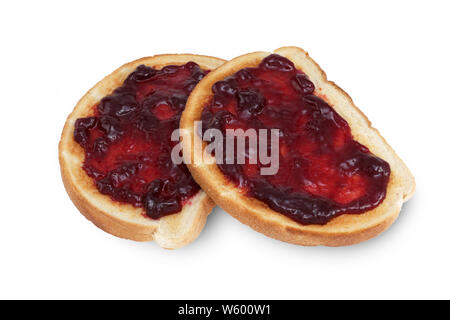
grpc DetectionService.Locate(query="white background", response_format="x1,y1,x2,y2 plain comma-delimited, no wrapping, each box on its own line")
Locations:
1,0,449,299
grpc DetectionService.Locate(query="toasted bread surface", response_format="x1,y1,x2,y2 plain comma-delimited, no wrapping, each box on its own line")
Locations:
181,47,415,246
59,54,224,249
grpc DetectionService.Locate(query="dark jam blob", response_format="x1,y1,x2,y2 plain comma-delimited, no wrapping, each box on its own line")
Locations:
74,117,97,147
237,89,266,119
143,179,182,219
291,74,315,95
261,54,296,72
201,54,390,225
74,63,207,219
212,79,239,97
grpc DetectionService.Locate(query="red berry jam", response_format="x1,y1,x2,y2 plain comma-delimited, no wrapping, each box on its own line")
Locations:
201,54,390,225
74,62,208,219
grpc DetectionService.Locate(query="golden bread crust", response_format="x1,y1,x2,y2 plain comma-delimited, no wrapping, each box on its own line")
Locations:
180,47,415,246
59,54,223,249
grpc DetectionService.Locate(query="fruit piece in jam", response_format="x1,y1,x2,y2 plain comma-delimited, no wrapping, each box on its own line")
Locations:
201,54,390,225
74,62,207,219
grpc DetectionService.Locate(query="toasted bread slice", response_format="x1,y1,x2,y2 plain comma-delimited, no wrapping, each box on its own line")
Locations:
59,54,224,249
180,47,415,246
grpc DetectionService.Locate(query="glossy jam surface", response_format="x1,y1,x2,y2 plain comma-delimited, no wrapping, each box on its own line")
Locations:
74,62,207,219
201,54,390,225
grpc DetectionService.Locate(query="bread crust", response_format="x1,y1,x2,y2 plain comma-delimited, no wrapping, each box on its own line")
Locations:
59,54,224,249
181,47,415,246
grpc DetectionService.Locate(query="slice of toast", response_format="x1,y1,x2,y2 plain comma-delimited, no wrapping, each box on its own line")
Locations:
59,54,224,249
180,47,415,246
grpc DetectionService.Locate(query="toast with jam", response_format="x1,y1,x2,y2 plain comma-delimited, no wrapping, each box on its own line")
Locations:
180,47,415,246
59,54,224,249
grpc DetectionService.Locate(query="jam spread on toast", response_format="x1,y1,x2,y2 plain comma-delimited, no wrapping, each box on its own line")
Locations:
74,62,207,219
201,54,390,225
